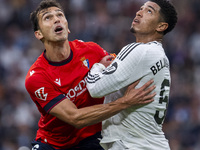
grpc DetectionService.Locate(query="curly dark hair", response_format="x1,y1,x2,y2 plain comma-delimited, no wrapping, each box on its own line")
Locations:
30,0,64,31
150,0,178,35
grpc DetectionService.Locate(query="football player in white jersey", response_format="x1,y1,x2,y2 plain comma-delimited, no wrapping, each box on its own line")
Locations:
86,0,178,149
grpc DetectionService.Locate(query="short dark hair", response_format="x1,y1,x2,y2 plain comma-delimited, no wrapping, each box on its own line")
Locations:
150,0,178,35
30,0,63,31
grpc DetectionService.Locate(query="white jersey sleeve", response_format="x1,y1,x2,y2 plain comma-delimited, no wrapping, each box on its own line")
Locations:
87,43,146,98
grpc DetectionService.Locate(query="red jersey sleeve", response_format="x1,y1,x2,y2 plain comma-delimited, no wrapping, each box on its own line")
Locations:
25,72,66,113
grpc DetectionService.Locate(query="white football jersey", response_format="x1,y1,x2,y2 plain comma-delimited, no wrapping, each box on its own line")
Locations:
87,41,171,150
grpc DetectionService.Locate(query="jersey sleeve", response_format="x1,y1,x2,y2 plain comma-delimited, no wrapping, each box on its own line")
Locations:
25,73,66,113
86,43,147,98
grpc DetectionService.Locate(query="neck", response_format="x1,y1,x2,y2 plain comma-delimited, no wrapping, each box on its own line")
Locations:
44,40,71,62
134,33,163,44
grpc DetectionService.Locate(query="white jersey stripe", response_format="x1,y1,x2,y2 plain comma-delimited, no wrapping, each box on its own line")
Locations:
117,43,141,61
117,43,135,60
87,72,101,83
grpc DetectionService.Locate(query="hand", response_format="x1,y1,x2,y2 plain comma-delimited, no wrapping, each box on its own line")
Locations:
123,79,156,107
99,55,115,67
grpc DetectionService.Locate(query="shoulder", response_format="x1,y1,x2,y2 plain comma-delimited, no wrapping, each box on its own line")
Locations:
70,39,101,48
119,42,151,54
70,39,108,55
133,41,164,54
123,41,161,48
117,41,164,62
117,42,144,61
145,41,163,49
136,42,166,61
121,42,140,50
25,67,48,90
25,55,49,91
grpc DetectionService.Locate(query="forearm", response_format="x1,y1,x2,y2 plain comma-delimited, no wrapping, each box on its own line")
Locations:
51,80,155,129
50,97,128,129
87,62,129,98
71,98,127,128
86,63,107,97
77,80,155,128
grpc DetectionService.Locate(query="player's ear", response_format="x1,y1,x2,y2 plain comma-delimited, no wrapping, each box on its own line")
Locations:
68,29,71,34
34,30,44,40
156,22,168,33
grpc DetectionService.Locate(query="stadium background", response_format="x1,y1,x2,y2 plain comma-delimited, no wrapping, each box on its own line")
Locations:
0,0,200,149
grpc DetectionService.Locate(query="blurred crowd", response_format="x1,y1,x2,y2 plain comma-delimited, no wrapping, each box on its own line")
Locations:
0,0,200,150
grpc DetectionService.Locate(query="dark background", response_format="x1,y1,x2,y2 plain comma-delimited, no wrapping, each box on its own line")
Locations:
0,0,200,150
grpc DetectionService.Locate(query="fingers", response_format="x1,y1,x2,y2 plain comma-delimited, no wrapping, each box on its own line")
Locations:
102,55,114,61
139,85,156,105
134,93,155,106
136,80,156,105
124,79,156,107
143,92,156,101
106,55,115,61
127,79,154,94
139,98,154,104
133,97,155,107
140,81,156,99
143,83,156,95
99,55,114,67
140,79,154,90
127,79,140,90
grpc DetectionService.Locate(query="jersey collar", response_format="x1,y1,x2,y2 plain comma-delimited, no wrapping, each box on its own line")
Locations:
43,49,73,66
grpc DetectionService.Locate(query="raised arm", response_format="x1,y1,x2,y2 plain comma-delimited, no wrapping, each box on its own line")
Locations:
87,44,146,98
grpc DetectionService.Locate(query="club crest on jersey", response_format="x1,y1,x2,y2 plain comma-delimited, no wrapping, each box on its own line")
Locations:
35,87,48,101
81,57,90,69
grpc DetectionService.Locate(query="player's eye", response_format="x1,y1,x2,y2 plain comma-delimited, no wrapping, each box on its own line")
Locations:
148,9,152,14
44,16,50,20
58,13,63,17
44,14,52,21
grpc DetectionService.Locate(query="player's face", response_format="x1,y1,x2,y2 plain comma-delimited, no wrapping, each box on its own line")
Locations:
35,7,69,42
130,1,162,35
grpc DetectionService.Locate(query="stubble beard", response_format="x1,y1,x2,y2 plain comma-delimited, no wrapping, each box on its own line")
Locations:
130,27,136,33
54,34,68,43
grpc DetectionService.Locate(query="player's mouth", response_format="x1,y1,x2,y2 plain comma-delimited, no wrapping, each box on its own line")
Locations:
133,18,140,24
54,26,63,33
133,19,140,23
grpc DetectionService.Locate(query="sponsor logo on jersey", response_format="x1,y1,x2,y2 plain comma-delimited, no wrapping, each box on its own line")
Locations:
35,87,48,101
81,57,90,69
64,77,87,102
54,78,61,86
30,70,35,76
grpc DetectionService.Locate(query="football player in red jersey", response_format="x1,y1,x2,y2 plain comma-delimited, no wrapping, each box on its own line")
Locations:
25,0,156,149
